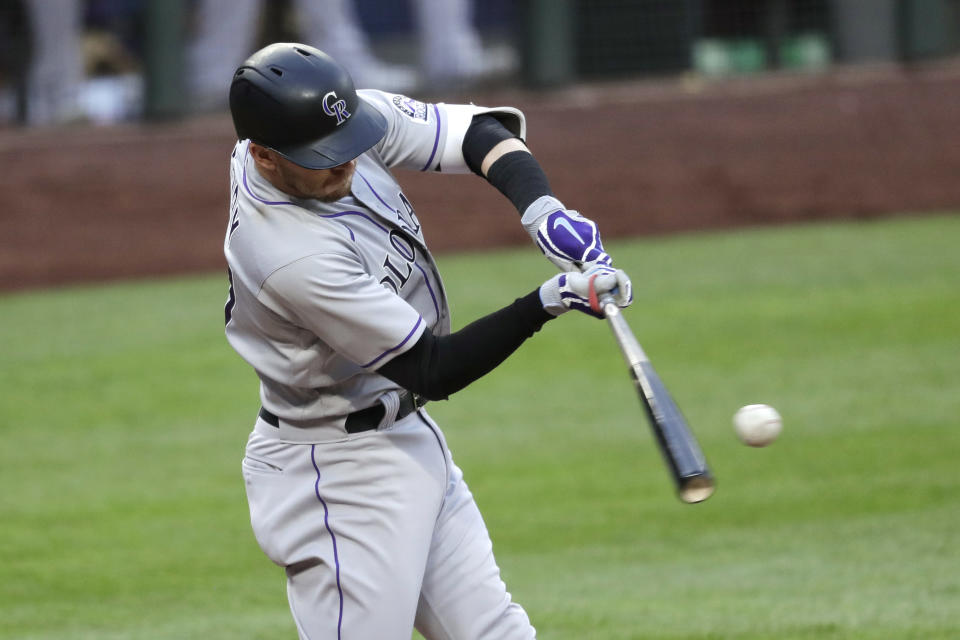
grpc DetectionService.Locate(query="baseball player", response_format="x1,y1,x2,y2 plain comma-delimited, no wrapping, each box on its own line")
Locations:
223,43,632,639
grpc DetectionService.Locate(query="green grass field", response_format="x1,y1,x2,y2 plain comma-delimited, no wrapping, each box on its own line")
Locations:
1,215,958,639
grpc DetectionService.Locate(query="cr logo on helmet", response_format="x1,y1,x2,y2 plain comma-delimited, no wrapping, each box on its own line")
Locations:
323,91,351,125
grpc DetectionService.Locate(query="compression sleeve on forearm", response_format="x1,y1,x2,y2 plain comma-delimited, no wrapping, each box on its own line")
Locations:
376,289,553,401
462,114,554,214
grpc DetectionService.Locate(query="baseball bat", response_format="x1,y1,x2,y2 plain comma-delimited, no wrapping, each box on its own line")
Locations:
600,294,715,504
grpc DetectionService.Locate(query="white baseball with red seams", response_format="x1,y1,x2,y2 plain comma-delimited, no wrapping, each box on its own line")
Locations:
733,404,782,447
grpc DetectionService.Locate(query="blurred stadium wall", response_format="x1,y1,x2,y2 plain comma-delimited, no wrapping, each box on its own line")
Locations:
1,0,959,289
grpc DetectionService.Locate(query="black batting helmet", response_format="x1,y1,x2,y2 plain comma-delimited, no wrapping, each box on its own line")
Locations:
229,43,387,169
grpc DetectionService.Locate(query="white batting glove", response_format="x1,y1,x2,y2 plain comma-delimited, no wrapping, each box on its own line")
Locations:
521,196,611,272
539,265,633,319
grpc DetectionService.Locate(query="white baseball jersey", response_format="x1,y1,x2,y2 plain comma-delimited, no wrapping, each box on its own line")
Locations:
224,89,525,428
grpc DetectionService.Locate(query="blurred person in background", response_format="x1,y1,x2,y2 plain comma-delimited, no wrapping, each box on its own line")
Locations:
0,0,30,125
81,0,146,124
2,0,147,126
22,0,85,125
3,0,516,125
409,0,516,89
189,0,419,110
189,0,516,110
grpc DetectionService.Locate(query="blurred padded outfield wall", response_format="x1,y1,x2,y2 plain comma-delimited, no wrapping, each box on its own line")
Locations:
1,0,960,289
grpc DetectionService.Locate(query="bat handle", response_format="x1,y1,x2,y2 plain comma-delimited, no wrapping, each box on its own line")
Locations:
597,292,648,365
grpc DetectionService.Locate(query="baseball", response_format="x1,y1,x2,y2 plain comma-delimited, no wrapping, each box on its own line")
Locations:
733,404,782,447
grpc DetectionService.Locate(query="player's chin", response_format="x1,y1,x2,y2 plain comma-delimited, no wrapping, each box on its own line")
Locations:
318,176,354,203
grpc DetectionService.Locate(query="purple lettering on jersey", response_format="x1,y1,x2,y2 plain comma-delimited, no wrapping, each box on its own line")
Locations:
318,210,434,320
354,171,423,236
382,254,413,289
397,192,421,235
388,229,416,261
224,268,237,326
229,185,241,237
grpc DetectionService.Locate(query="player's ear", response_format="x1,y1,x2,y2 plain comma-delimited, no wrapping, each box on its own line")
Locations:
249,143,278,171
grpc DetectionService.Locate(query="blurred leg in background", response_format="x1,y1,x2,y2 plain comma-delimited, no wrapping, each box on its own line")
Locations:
188,0,417,111
187,0,261,111
410,0,516,89
0,0,31,125
294,0,416,92
24,0,84,125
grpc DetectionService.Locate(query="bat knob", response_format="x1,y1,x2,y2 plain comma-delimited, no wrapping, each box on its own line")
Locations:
598,292,620,318
678,475,715,504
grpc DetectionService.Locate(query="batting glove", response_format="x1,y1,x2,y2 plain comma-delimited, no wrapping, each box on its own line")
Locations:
521,196,611,272
540,265,633,319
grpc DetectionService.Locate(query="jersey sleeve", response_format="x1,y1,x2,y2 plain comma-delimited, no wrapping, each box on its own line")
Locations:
359,89,526,175
259,251,426,369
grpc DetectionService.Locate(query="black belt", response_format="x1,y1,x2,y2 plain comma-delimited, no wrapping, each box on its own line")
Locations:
259,393,422,434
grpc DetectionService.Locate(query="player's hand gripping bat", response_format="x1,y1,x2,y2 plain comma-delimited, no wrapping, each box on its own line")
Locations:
599,292,715,503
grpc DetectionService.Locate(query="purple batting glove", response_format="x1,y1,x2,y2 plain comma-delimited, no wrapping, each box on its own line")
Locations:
535,209,612,272
583,263,633,309
539,267,632,319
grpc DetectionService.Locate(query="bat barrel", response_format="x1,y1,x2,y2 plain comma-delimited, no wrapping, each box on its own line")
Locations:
600,294,716,504
634,357,714,503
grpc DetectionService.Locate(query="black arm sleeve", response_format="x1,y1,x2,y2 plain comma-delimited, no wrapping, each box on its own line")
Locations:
377,288,553,401
462,114,554,214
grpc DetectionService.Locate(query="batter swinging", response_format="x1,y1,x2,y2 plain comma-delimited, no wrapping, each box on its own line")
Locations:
223,43,632,639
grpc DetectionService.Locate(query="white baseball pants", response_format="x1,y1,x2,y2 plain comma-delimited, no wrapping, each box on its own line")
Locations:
242,409,536,639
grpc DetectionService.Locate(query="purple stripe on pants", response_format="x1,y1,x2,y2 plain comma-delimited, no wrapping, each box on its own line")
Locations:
311,444,344,639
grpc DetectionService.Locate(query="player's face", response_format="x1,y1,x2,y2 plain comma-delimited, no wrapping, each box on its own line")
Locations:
275,156,358,202
250,143,357,202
